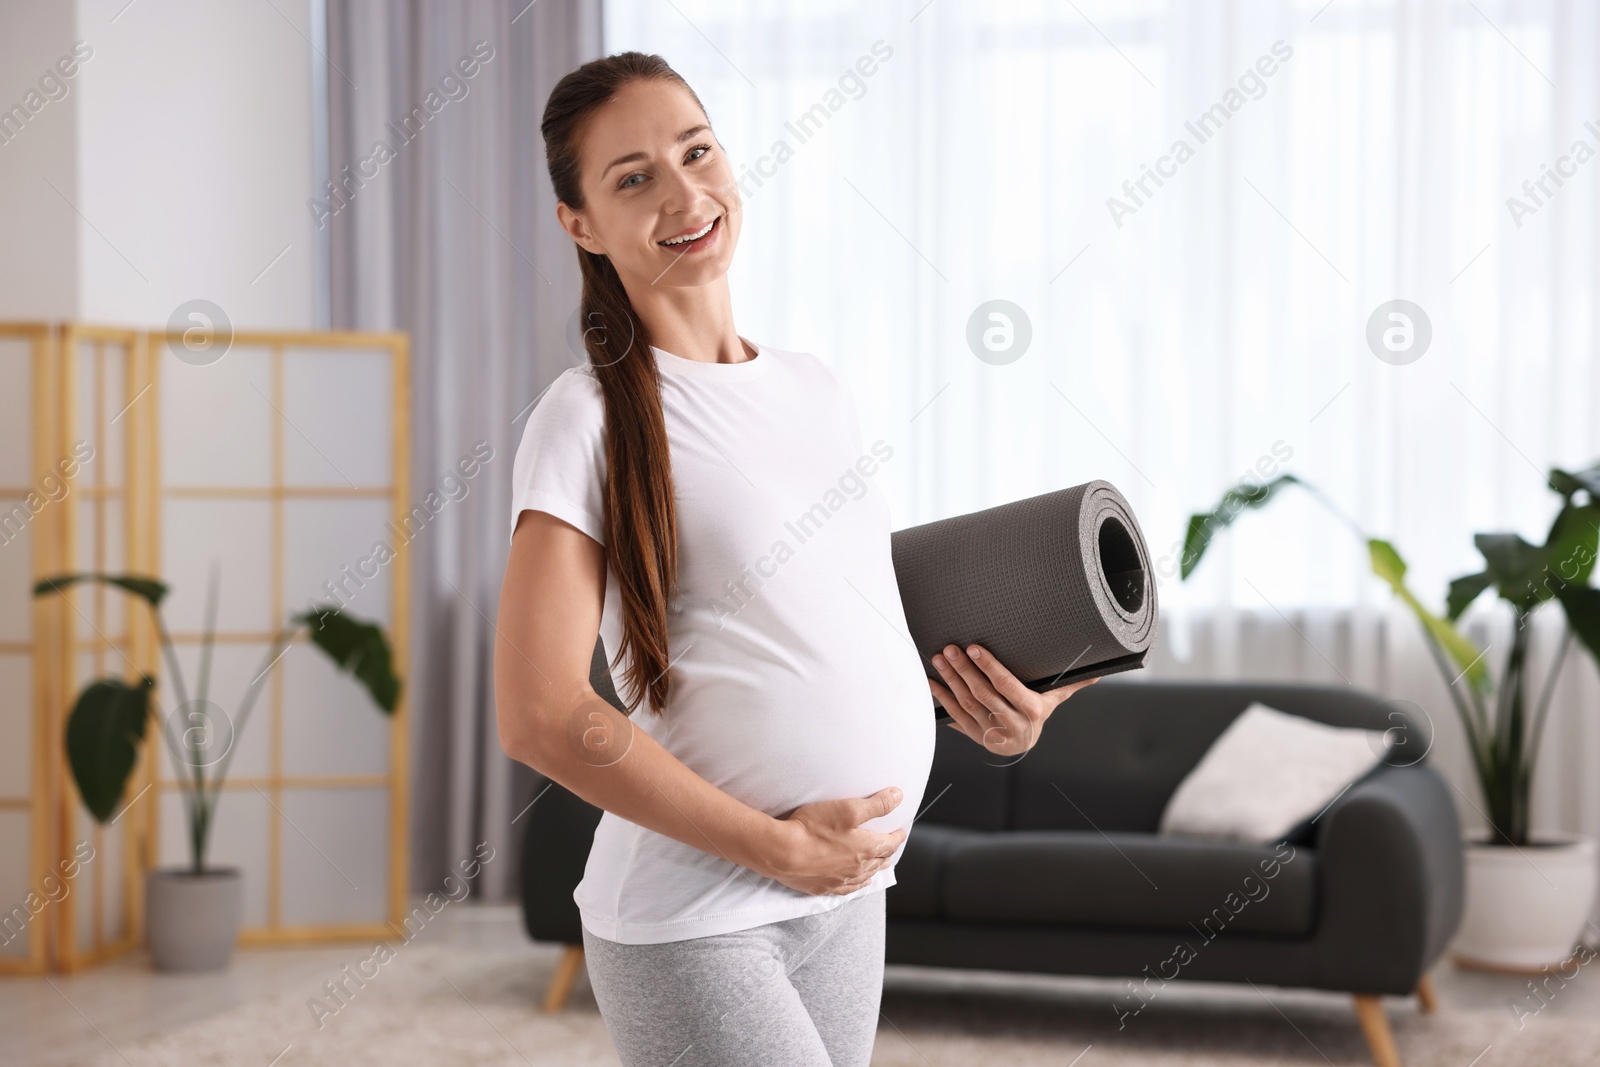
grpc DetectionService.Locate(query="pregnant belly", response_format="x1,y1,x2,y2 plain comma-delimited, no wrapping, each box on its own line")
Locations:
658,671,937,834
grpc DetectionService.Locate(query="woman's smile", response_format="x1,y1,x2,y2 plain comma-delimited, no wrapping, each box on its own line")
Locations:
657,214,722,253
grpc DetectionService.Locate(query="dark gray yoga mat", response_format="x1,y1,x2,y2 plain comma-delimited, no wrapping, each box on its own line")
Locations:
890,480,1159,722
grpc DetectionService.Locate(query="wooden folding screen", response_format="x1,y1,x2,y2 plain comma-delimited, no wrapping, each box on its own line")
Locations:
0,323,410,971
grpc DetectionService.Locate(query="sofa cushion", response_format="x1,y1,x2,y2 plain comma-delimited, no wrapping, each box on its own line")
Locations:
917,717,1011,832
941,830,1316,937
1158,701,1391,845
887,822,982,918
1005,679,1416,834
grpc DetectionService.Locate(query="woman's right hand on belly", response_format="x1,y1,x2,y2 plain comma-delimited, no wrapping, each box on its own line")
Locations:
756,786,908,896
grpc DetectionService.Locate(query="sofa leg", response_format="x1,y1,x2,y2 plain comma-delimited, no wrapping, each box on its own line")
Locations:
543,945,586,1013
1415,975,1436,1015
1352,994,1401,1067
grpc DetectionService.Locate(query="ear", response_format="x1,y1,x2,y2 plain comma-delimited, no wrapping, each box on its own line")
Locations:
556,201,605,256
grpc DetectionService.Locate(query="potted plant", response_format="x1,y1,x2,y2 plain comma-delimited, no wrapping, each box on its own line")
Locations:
34,569,400,972
1181,462,1600,971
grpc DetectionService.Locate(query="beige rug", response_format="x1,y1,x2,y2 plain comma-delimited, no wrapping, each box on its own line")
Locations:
88,942,1599,1066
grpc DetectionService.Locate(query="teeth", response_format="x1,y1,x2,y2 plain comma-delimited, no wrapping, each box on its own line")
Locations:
662,218,715,246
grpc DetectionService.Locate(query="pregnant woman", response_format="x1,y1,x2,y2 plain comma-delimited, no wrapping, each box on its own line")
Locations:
495,51,1099,1067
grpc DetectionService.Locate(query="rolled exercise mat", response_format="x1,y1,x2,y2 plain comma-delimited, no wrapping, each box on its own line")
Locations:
890,480,1159,722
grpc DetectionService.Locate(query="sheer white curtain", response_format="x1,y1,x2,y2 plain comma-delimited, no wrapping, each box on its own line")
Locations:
604,0,1600,853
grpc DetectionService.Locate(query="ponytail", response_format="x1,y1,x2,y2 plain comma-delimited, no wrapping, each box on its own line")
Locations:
541,52,706,717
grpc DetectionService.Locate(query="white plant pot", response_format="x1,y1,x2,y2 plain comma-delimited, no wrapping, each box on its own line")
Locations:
1452,831,1598,972
146,867,243,972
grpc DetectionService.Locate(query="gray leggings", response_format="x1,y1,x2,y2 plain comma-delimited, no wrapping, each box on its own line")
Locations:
581,887,886,1066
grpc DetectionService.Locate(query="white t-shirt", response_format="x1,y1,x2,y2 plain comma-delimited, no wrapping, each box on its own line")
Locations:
507,338,936,944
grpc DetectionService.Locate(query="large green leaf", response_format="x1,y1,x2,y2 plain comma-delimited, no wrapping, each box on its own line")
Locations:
1554,585,1600,678
1547,463,1600,500
34,573,168,608
1455,505,1599,618
1180,474,1306,579
1368,539,1491,693
1474,533,1550,614
292,607,401,713
1541,502,1600,589
1446,571,1493,621
65,676,154,823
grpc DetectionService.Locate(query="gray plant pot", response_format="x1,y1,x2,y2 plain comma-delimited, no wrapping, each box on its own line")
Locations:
146,867,243,971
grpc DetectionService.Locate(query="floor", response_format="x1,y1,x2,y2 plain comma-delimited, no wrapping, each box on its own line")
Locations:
2,903,1595,1067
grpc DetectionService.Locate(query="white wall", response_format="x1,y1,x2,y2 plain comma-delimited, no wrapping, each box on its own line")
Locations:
0,0,82,319
0,0,317,327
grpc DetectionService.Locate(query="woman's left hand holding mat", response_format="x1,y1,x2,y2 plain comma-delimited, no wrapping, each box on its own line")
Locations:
929,643,1100,758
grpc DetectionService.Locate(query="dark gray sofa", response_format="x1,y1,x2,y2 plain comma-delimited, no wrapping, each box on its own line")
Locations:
521,653,1462,1067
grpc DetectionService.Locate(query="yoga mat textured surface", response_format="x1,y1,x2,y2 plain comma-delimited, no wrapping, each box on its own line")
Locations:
890,480,1159,721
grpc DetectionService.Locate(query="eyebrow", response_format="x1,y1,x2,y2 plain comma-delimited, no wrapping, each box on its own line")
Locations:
600,124,712,181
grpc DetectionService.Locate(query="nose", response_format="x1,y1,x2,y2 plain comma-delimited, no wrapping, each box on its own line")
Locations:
658,162,710,217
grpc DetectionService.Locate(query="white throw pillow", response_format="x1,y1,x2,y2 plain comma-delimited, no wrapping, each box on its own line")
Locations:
1157,701,1393,845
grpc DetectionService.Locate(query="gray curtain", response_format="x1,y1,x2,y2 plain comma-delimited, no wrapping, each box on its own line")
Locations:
327,0,603,901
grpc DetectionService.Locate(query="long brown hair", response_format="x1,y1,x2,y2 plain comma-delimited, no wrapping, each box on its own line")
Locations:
541,52,706,718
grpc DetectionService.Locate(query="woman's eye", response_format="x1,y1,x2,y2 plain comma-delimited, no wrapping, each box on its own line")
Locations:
619,145,712,189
